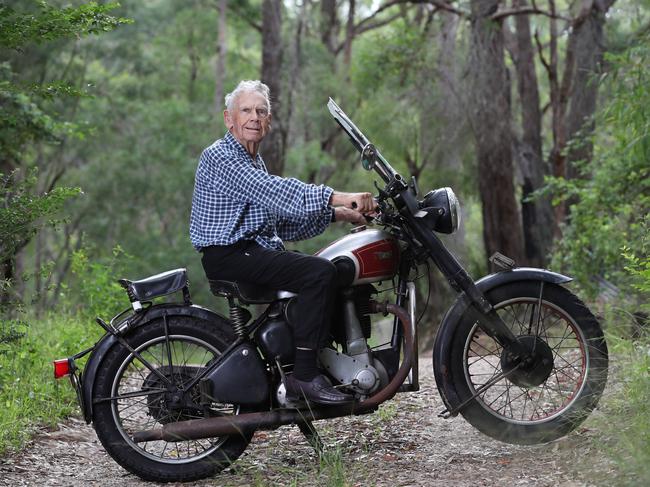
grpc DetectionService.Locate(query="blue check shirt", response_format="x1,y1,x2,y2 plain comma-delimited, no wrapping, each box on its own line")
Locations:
190,132,335,251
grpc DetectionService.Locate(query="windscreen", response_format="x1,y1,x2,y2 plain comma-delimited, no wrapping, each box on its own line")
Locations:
327,98,369,154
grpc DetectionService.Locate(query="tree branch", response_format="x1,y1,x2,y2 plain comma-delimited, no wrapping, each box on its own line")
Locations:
491,6,570,22
228,2,262,33
355,12,402,36
533,29,551,76
353,0,406,34
354,0,466,35
428,0,466,17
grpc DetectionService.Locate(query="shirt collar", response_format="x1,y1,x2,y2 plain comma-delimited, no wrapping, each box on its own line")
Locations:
224,131,263,166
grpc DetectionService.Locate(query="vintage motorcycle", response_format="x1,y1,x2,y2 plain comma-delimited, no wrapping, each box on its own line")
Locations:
54,99,608,482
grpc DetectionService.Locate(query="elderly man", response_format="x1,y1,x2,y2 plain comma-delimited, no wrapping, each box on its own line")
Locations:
190,80,375,405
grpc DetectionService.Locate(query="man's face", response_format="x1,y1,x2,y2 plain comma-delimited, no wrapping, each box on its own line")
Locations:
224,91,271,147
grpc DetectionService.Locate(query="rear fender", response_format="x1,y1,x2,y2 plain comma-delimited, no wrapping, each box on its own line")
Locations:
432,268,572,415
80,304,229,424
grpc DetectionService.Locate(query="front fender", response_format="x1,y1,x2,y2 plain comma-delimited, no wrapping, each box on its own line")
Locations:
432,268,572,415
80,303,228,424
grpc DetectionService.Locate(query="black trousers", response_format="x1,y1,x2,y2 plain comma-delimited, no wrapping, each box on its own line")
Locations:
201,241,337,349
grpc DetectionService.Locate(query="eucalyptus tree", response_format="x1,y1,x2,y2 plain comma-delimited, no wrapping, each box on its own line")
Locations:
0,0,128,314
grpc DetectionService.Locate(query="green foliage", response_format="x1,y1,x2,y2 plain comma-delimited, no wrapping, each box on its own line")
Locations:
622,225,650,315
548,28,650,483
67,245,132,319
0,67,57,163
0,168,79,349
317,448,349,487
595,330,650,485
0,313,102,453
548,32,650,304
0,1,131,50
0,2,128,444
0,2,131,162
0,169,80,263
0,319,26,354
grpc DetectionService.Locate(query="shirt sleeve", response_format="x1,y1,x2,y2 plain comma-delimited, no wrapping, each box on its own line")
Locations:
200,146,333,220
276,207,334,242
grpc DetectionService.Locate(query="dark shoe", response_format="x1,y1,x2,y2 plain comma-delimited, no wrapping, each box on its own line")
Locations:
285,374,354,406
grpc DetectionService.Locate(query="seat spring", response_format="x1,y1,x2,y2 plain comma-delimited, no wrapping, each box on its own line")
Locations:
229,301,247,337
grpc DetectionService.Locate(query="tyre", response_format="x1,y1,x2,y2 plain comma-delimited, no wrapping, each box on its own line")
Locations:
448,282,608,444
93,314,254,482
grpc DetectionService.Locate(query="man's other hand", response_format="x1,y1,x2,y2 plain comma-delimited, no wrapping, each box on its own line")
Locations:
334,207,369,225
330,191,376,213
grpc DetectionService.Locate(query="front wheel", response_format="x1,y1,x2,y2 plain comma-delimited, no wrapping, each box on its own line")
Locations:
92,315,254,482
449,282,608,444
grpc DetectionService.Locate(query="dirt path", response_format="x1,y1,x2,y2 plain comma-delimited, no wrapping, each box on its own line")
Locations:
0,357,608,486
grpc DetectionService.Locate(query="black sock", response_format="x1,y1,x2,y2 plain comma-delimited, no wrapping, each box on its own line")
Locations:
293,348,320,381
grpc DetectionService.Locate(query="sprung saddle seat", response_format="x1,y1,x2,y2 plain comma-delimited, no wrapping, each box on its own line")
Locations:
208,280,283,305
119,268,190,305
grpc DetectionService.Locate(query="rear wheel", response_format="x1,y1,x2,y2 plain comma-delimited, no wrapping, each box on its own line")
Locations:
93,315,253,482
449,282,608,444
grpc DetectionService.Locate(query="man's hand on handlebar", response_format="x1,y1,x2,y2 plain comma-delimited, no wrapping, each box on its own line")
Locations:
333,207,374,225
330,191,377,213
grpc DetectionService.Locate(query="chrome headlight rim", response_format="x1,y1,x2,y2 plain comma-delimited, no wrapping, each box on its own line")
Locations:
444,187,461,233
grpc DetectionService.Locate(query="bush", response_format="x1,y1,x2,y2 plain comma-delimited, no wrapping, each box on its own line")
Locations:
66,244,134,320
548,32,650,308
543,28,650,486
0,314,102,453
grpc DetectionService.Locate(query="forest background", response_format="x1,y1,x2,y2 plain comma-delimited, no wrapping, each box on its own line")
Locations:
0,0,648,484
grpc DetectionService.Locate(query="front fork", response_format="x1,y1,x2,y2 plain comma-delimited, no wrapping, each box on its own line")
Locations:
403,211,528,359
392,279,419,392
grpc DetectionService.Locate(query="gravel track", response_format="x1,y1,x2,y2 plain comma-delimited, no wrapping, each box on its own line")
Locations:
0,357,608,486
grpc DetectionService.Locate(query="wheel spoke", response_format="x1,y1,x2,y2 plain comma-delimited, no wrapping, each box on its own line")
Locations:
464,295,589,423
109,333,238,463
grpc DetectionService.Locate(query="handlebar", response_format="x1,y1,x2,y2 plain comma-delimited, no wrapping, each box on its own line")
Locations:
328,98,422,222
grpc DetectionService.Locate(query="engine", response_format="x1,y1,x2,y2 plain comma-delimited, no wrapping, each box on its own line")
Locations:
273,228,400,405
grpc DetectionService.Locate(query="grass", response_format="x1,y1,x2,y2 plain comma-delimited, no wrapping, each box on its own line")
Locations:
317,448,349,487
0,313,102,453
592,331,650,486
233,443,360,487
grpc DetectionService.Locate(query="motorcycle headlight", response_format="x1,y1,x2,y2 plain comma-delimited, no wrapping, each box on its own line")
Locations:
419,187,461,234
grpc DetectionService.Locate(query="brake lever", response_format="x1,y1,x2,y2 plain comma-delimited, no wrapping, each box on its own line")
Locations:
374,180,390,200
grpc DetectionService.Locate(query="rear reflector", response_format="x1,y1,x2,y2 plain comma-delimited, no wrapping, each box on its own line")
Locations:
53,358,72,379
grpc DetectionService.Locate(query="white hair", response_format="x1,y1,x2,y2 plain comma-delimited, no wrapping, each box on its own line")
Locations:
224,80,271,112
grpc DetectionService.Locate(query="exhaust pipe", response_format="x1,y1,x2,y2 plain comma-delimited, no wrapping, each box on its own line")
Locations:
132,301,413,443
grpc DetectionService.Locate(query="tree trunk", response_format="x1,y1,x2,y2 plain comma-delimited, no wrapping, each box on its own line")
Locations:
187,26,199,103
343,0,356,68
284,0,306,145
214,0,227,115
429,11,462,176
511,0,554,266
546,0,615,225
320,0,338,56
260,0,285,175
566,0,614,179
469,0,525,267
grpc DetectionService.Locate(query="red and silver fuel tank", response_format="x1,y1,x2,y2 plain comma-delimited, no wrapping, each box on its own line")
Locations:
315,227,400,286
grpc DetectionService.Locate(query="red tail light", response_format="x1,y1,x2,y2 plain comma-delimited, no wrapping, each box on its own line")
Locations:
53,358,72,379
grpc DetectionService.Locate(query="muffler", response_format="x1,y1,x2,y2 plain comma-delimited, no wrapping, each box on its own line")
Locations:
132,301,413,443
